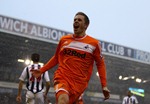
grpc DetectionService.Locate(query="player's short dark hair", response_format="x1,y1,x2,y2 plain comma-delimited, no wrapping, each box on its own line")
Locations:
31,53,40,62
75,12,90,26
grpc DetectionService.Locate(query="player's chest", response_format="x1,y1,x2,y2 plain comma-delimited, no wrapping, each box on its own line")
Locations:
60,40,96,54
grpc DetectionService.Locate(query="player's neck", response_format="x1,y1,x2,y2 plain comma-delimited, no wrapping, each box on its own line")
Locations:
73,33,86,38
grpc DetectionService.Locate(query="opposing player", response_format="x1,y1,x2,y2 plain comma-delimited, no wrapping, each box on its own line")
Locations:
122,90,138,104
31,12,110,104
16,53,51,104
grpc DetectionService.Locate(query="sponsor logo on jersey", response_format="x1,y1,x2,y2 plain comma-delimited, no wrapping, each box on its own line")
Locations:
63,49,86,58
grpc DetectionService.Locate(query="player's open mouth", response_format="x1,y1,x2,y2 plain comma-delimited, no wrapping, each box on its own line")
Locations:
74,23,79,29
74,26,79,29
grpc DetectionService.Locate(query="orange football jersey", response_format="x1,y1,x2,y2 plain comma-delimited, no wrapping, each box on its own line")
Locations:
40,34,107,92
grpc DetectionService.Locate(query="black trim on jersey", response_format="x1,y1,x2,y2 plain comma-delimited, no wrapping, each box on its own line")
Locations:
42,64,45,91
30,65,35,93
26,67,29,90
36,65,41,92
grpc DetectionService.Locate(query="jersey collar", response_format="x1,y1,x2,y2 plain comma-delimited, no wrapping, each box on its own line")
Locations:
72,34,87,40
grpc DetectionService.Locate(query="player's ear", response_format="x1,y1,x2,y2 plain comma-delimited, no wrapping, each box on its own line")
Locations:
84,24,88,29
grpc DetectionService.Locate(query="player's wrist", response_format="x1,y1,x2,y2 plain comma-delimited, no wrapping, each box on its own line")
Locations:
102,86,109,91
39,68,44,73
44,92,47,96
17,94,21,96
102,86,110,100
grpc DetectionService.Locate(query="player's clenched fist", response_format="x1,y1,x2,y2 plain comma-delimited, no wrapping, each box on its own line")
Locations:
102,87,110,100
16,96,22,103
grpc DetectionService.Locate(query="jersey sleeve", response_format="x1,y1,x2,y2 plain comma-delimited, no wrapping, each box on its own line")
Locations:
40,37,62,73
44,71,50,82
19,67,27,81
93,41,107,88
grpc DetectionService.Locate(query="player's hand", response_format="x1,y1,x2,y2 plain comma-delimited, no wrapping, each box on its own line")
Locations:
44,94,51,104
16,96,22,103
102,87,110,100
30,69,42,78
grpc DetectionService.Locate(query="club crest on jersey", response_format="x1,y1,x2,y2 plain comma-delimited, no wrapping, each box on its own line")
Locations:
63,49,86,58
84,45,95,53
84,45,89,49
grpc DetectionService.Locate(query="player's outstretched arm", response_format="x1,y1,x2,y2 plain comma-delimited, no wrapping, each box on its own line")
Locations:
30,69,42,78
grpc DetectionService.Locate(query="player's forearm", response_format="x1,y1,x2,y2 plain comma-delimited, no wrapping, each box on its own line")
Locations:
99,75,107,88
17,81,23,96
45,82,50,95
97,58,107,87
40,56,58,73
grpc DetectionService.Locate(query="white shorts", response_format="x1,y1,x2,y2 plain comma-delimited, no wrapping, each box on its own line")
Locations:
26,91,44,104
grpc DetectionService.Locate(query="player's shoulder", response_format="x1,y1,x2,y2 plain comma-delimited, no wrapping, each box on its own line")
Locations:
25,64,31,69
131,95,136,98
26,64,39,69
25,64,32,70
86,35,99,42
123,96,128,99
86,35,100,46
